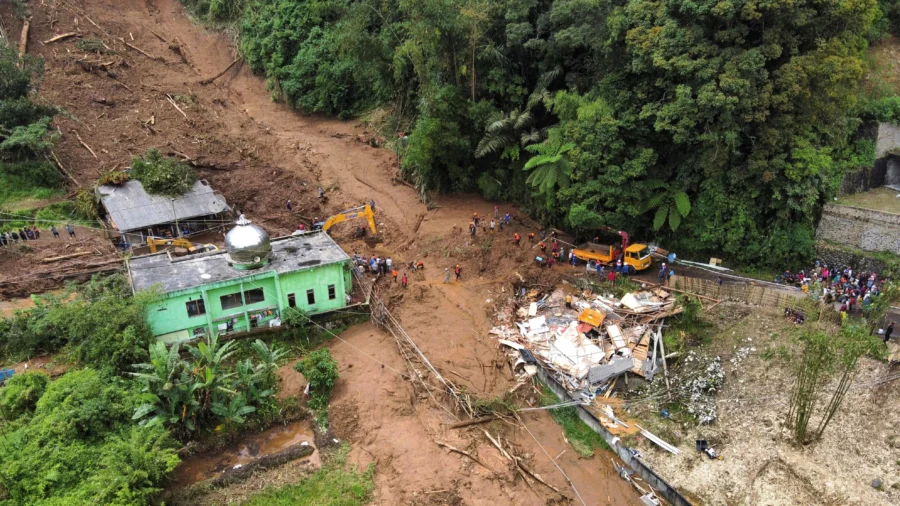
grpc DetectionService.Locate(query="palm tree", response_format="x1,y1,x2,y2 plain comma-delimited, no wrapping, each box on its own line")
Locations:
475,67,561,159
522,137,575,196
644,180,692,231
474,109,535,158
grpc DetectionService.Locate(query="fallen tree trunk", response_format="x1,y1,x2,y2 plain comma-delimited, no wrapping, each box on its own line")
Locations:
41,251,92,264
209,443,314,488
200,57,241,85
18,19,29,66
43,32,79,44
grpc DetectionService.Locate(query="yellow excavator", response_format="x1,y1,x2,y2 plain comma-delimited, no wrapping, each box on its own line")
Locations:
314,204,377,238
147,237,219,255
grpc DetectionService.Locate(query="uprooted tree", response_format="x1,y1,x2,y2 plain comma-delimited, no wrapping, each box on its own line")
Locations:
785,323,883,444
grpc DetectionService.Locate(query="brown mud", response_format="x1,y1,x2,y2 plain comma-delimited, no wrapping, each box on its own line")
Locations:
0,1,643,504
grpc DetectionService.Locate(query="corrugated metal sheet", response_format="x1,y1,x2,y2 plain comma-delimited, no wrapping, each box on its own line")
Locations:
98,179,229,232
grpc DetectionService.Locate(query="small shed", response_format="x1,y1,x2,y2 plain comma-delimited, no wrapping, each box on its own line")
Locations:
97,179,230,246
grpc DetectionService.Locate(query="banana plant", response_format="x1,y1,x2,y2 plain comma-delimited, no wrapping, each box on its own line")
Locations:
211,394,256,431
250,339,288,388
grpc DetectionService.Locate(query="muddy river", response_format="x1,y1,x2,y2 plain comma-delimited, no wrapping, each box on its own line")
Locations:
173,420,319,486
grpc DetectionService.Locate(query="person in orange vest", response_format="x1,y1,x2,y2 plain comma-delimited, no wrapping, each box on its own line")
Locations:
514,232,521,246
539,241,546,252
401,273,408,288
528,232,535,242
392,269,399,282
473,212,480,226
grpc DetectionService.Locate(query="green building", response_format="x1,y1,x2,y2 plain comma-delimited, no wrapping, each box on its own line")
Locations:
127,216,353,343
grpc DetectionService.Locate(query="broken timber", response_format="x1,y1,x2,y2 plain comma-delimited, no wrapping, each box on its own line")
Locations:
199,57,241,85
41,251,92,264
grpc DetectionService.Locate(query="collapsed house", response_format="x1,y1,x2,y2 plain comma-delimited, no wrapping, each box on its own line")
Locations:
491,285,681,431
97,179,231,248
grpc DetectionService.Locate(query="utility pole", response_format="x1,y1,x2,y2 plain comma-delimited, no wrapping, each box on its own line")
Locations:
171,198,180,237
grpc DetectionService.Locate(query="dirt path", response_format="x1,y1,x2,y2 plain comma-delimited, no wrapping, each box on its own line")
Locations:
6,1,642,504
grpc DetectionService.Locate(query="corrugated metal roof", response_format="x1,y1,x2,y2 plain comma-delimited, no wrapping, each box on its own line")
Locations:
98,179,230,232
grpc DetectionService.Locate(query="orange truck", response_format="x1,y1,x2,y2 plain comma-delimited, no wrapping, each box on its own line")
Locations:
573,231,652,273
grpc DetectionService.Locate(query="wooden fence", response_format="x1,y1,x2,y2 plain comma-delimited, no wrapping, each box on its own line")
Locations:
672,275,805,309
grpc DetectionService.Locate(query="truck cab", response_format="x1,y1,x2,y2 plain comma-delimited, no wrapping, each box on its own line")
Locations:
623,244,651,271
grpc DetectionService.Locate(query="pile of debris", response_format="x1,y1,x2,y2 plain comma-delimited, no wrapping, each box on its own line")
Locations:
491,286,682,397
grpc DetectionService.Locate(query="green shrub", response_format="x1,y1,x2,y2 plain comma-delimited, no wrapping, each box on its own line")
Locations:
0,370,49,420
0,275,156,373
129,148,197,196
0,369,180,505
294,348,338,425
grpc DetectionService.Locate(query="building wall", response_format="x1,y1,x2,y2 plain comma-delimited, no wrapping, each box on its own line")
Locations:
278,263,349,314
147,291,209,340
817,204,900,254
144,261,351,342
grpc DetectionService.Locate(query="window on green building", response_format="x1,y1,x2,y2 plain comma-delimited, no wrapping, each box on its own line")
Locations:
245,288,265,304
220,292,243,310
288,293,296,308
186,299,206,317
306,289,315,305
328,284,336,300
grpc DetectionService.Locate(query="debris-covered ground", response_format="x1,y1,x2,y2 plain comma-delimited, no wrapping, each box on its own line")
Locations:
0,1,645,503
629,304,900,505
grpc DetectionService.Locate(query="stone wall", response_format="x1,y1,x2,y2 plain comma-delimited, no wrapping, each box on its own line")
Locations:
816,204,900,254
838,163,887,196
815,242,894,274
838,123,900,196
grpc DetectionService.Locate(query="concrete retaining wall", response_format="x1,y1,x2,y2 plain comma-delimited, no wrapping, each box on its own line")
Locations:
536,367,693,506
816,204,900,254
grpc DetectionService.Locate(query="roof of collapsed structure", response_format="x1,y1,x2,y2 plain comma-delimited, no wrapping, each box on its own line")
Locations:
98,179,230,232
491,286,682,393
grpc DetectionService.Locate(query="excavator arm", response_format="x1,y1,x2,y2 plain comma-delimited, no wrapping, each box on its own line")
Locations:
147,237,218,254
321,205,377,235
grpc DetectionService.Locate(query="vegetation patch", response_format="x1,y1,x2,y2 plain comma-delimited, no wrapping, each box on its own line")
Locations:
539,382,609,457
129,148,197,196
241,444,374,506
293,348,339,427
0,368,181,505
0,275,157,372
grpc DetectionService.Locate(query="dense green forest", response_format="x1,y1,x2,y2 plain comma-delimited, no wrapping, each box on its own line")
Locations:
182,0,900,267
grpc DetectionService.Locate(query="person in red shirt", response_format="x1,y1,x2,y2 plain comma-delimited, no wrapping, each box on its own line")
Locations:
528,232,535,242
514,233,521,246
402,273,408,288
455,265,462,280
539,241,546,252
608,270,617,285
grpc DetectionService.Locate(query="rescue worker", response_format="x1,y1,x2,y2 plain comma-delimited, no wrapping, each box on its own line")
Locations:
444,268,451,283
455,265,462,281
528,232,535,242
565,294,572,309
539,241,546,253
402,273,408,288
514,232,520,246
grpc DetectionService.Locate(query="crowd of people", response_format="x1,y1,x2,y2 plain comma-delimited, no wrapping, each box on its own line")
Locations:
783,262,888,315
0,223,76,246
